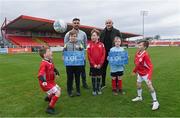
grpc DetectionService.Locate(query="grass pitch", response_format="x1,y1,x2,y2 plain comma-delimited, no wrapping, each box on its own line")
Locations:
0,47,180,117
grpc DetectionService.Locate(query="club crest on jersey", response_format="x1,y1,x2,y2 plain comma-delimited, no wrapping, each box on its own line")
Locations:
139,58,142,62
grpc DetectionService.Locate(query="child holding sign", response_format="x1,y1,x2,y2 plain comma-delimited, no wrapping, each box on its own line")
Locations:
108,36,126,95
132,40,159,111
63,30,84,97
87,29,105,96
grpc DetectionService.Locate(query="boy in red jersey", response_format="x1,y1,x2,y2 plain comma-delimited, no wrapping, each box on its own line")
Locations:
87,29,106,96
38,47,61,114
132,40,159,110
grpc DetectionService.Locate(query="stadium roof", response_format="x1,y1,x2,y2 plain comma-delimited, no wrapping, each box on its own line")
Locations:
2,15,141,39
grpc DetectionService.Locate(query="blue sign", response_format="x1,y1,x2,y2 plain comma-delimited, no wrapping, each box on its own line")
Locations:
0,48,8,54
63,51,85,66
108,51,128,66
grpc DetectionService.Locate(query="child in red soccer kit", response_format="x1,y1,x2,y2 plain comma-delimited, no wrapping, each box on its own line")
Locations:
87,29,106,96
38,47,61,114
132,40,160,111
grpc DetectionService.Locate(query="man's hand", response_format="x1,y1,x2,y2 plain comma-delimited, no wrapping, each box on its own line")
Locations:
94,64,97,68
97,64,101,69
107,56,109,60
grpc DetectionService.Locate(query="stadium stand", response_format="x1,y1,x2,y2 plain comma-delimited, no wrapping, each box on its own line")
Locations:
1,15,140,49
40,37,64,46
8,36,42,47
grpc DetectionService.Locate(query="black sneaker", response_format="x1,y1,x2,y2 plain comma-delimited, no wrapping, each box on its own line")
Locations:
119,89,126,95
113,91,118,96
44,96,51,102
76,92,81,96
46,107,55,114
83,84,89,89
68,92,74,97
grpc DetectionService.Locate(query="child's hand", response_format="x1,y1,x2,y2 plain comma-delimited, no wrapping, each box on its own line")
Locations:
55,75,59,79
42,82,47,86
131,72,136,76
54,68,60,76
97,64,101,69
79,47,83,51
94,65,97,68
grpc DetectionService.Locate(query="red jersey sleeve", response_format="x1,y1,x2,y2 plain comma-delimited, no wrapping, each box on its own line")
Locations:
87,44,96,66
100,43,106,66
144,53,153,80
38,62,46,78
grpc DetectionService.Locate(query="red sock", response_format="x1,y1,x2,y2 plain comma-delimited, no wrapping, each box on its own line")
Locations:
49,95,59,108
112,79,116,91
118,79,122,90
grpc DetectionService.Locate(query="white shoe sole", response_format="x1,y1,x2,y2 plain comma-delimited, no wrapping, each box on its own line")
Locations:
101,86,106,90
152,104,160,111
132,97,143,102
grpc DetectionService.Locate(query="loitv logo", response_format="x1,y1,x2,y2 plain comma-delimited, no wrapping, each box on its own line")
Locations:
109,56,122,62
64,56,78,62
63,51,85,66
108,51,128,66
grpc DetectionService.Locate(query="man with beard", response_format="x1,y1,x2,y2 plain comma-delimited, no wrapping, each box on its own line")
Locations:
64,18,89,89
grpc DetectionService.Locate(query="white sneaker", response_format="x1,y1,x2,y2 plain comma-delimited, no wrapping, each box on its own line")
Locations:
132,96,143,102
92,91,97,96
152,101,160,110
101,85,106,90
97,91,102,95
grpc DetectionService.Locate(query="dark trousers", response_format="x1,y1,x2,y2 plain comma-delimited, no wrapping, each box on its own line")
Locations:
66,66,81,94
101,55,109,86
92,77,101,92
80,65,87,86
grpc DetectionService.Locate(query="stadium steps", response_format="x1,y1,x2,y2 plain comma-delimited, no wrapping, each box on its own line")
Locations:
7,36,43,47
32,37,48,47
7,37,21,46
41,37,64,47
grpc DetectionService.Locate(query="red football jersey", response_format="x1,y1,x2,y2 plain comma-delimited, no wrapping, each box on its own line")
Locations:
133,50,153,80
38,59,56,91
87,41,106,67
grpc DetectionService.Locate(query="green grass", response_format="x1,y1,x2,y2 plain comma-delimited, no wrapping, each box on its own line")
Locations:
0,47,180,117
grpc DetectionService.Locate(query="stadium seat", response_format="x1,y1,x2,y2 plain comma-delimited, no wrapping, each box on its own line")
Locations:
40,37,64,46
8,36,42,47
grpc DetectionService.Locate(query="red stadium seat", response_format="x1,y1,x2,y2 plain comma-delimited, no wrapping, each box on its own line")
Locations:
8,36,43,47
40,37,64,46
7,36,65,47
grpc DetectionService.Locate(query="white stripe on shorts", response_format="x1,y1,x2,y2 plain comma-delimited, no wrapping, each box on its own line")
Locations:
137,74,149,84
46,84,61,95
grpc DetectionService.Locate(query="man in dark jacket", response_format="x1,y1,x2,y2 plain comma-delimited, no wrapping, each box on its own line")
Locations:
100,19,122,89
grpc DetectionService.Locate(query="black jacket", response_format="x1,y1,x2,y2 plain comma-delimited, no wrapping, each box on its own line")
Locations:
100,27,122,52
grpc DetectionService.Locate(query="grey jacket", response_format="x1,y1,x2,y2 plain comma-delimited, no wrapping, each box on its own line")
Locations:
64,29,87,48
63,40,84,51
